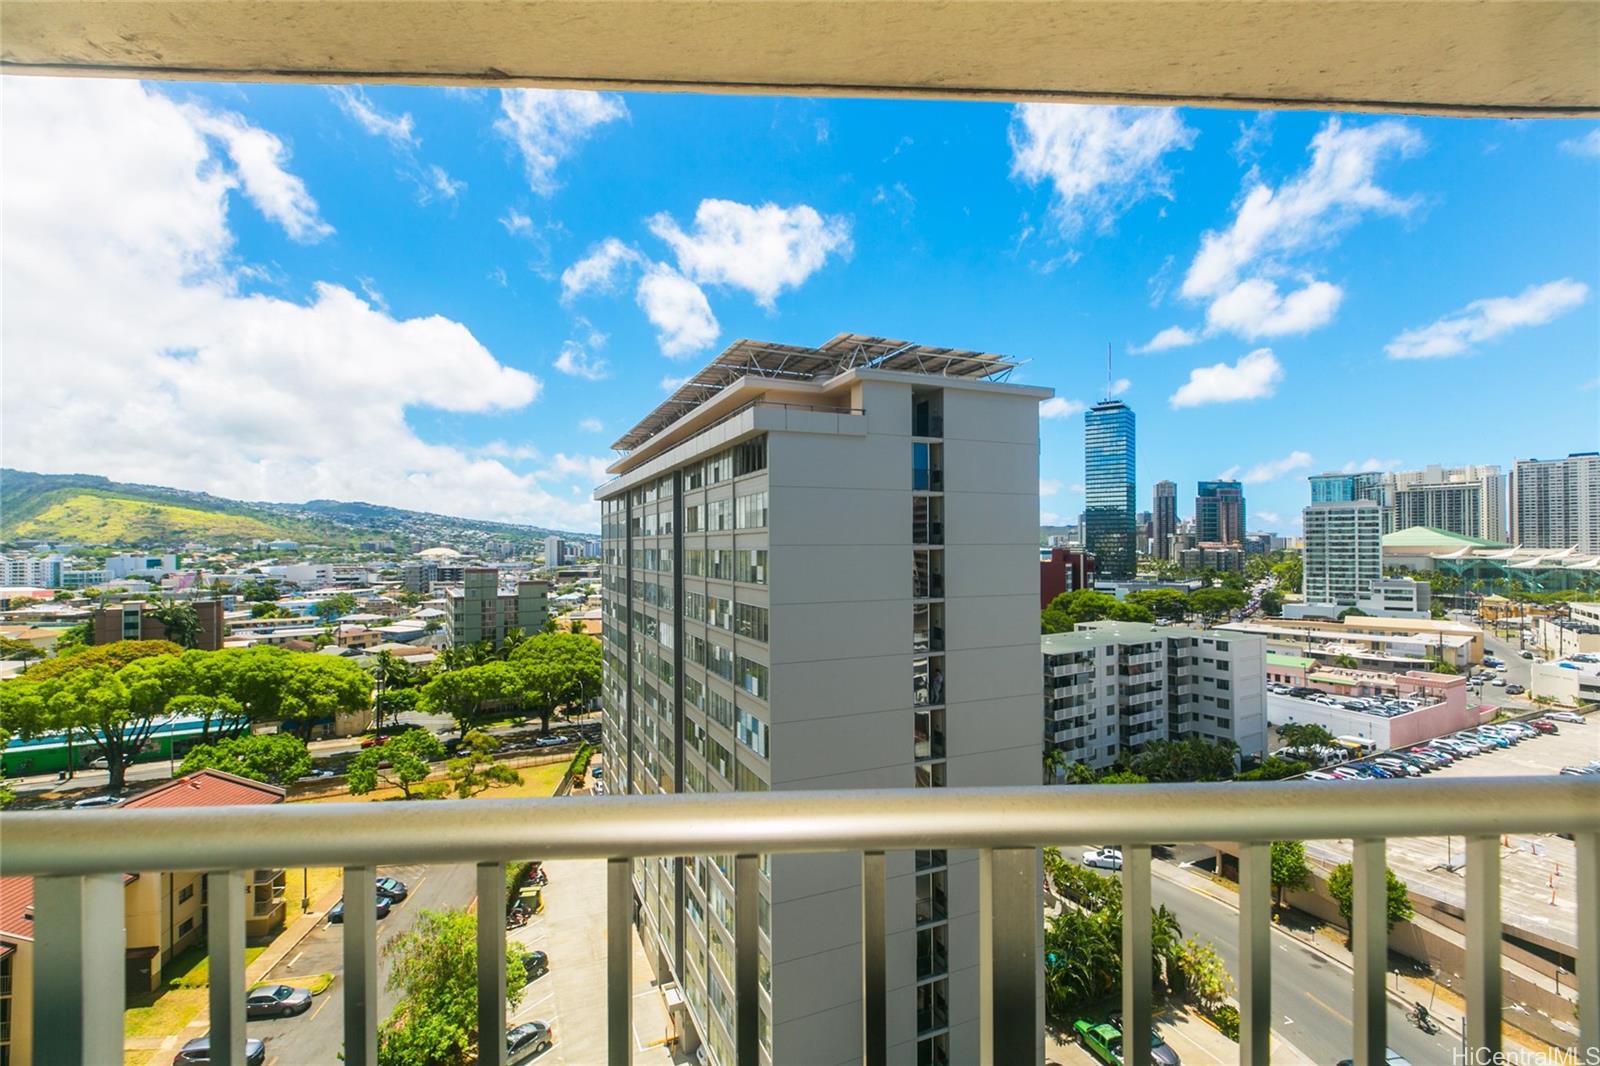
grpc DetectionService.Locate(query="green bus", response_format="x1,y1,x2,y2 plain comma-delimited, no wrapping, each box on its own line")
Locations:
1,715,247,777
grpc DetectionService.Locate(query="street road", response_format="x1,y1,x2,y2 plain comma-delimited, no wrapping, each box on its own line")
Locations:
249,861,477,1066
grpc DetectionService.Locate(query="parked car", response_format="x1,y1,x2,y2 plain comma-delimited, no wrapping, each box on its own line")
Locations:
1558,767,1598,777
245,984,312,1019
359,734,388,749
1082,847,1123,871
1304,771,1337,781
71,795,121,810
1505,684,1526,695
329,895,391,923
521,950,549,982
297,768,336,780
1073,1018,1181,1066
1521,650,1535,660
533,735,570,748
507,1021,555,1058
1490,677,1507,687
374,876,409,901
1546,711,1585,724
173,1037,267,1066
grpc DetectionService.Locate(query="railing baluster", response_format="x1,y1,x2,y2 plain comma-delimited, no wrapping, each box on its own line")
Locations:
1465,835,1502,1056
734,853,761,1064
343,864,378,1066
477,862,507,1066
1237,843,1271,1066
1351,839,1387,1066
33,872,124,1065
861,850,887,1066
1121,845,1152,1066
1578,832,1598,1055
608,857,632,1066
979,848,1039,1066
206,870,247,1066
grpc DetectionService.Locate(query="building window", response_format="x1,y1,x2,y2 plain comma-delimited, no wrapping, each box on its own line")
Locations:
707,690,735,730
734,550,767,585
178,917,195,937
735,707,769,758
709,549,734,581
734,436,767,476
737,657,768,700
178,883,194,904
735,490,768,529
734,603,768,642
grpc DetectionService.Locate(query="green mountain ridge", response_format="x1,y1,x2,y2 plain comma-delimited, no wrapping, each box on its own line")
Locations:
0,469,594,549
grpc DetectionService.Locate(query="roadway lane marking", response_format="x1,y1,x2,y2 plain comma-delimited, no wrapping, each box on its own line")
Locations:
286,951,303,969
308,990,334,1023
1306,991,1350,1024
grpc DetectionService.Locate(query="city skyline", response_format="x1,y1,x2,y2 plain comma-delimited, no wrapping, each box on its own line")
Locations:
3,78,1597,536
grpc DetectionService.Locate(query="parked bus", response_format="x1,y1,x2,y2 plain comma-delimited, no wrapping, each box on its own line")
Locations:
1,714,247,777
1333,735,1378,757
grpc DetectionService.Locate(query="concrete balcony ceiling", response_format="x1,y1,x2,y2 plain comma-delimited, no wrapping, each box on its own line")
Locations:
2,1,1598,116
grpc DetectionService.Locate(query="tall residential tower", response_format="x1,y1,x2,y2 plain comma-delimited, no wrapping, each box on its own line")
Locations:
597,335,1047,1066
1084,400,1136,580
1194,480,1245,546
1151,481,1178,561
1509,453,1600,552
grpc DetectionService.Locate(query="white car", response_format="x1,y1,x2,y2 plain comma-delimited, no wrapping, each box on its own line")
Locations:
1082,847,1123,871
1491,678,1506,687
1545,711,1585,724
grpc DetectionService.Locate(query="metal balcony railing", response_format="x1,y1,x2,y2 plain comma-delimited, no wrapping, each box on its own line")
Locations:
2,779,1597,1066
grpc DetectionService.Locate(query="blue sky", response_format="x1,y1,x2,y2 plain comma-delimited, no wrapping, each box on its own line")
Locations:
3,78,1597,534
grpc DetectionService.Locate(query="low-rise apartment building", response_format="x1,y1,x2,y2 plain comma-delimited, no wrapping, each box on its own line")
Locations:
444,568,549,649
1043,620,1267,772
1222,615,1482,671
91,598,224,650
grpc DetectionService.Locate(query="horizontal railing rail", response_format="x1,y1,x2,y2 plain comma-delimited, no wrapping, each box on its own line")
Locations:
3,778,1596,1066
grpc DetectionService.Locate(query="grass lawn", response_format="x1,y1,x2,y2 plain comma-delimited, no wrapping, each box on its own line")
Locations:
167,943,269,988
125,985,206,1040
296,761,569,803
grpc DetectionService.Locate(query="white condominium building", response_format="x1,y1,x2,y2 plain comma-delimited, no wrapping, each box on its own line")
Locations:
597,334,1048,1066
1043,621,1266,772
1302,500,1384,607
1509,452,1600,553
1386,464,1506,542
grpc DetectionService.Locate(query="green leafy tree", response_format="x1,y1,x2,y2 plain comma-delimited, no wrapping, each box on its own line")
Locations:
1043,747,1069,783
20,639,181,682
1095,769,1150,784
179,732,311,785
0,727,14,808
148,602,203,649
1269,841,1313,907
250,601,293,618
1040,589,1155,634
1277,722,1335,754
52,622,91,655
347,729,447,800
418,663,518,735
446,731,520,798
1173,937,1235,1014
1061,762,1100,785
1235,757,1310,781
1127,738,1238,782
510,631,602,725
1127,589,1190,621
237,579,282,602
1326,862,1415,939
1332,653,1360,669
377,908,525,1066
1271,555,1303,593
1188,587,1248,623
312,592,359,622
1259,589,1284,617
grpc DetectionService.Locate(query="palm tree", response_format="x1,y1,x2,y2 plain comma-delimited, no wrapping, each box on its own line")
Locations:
149,601,202,649
1043,748,1068,784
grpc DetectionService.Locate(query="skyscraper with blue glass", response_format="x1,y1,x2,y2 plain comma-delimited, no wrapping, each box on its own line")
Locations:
1085,399,1136,579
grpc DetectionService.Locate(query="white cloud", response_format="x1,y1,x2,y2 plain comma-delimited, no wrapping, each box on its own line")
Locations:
579,418,604,433
1340,458,1400,474
648,199,852,308
1182,118,1422,302
426,165,465,202
560,238,647,303
1384,279,1590,359
1109,377,1131,397
1204,277,1344,339
815,119,831,144
501,209,534,237
553,339,609,380
494,89,627,195
1235,449,1314,484
329,86,417,149
1009,104,1196,238
1,77,603,532
185,107,332,243
356,276,388,311
1560,128,1600,158
1068,483,1085,494
1039,397,1087,419
659,374,691,392
1232,112,1274,164
487,266,508,287
1255,510,1282,526
1134,325,1202,353
1040,478,1063,497
637,264,720,358
1169,348,1284,408
542,453,612,486
1040,510,1064,526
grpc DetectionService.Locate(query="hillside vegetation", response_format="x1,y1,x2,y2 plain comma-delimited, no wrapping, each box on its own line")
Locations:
1,469,590,548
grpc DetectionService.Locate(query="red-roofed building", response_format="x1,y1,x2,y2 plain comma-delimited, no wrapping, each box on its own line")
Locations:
0,770,291,1063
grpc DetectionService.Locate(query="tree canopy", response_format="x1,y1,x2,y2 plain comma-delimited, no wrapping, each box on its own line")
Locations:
1269,841,1313,907
1041,590,1154,634
347,730,447,800
178,732,311,785
446,731,520,799
1277,722,1336,754
1327,861,1415,936
378,908,525,1066
1127,738,1238,782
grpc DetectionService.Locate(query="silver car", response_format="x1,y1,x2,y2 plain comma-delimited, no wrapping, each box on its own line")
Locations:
245,984,312,1019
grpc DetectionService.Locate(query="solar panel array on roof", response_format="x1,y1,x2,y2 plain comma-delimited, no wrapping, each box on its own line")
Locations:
612,333,1018,452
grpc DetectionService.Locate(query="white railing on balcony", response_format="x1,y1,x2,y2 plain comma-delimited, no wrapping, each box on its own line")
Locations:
2,778,1597,1066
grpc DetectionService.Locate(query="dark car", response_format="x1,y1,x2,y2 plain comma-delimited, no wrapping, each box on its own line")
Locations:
329,895,391,923
245,984,312,1019
359,734,389,749
173,1036,267,1066
375,876,409,901
521,950,549,982
507,1021,554,1058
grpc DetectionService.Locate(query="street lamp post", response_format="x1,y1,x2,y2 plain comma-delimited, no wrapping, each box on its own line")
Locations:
302,867,310,912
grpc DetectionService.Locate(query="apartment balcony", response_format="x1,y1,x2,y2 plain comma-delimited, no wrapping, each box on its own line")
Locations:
3,780,1596,1066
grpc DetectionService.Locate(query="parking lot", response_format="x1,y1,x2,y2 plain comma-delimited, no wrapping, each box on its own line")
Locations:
1306,710,1597,954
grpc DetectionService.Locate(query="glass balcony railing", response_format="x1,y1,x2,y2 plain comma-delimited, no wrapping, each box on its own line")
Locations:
3,778,1595,1066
